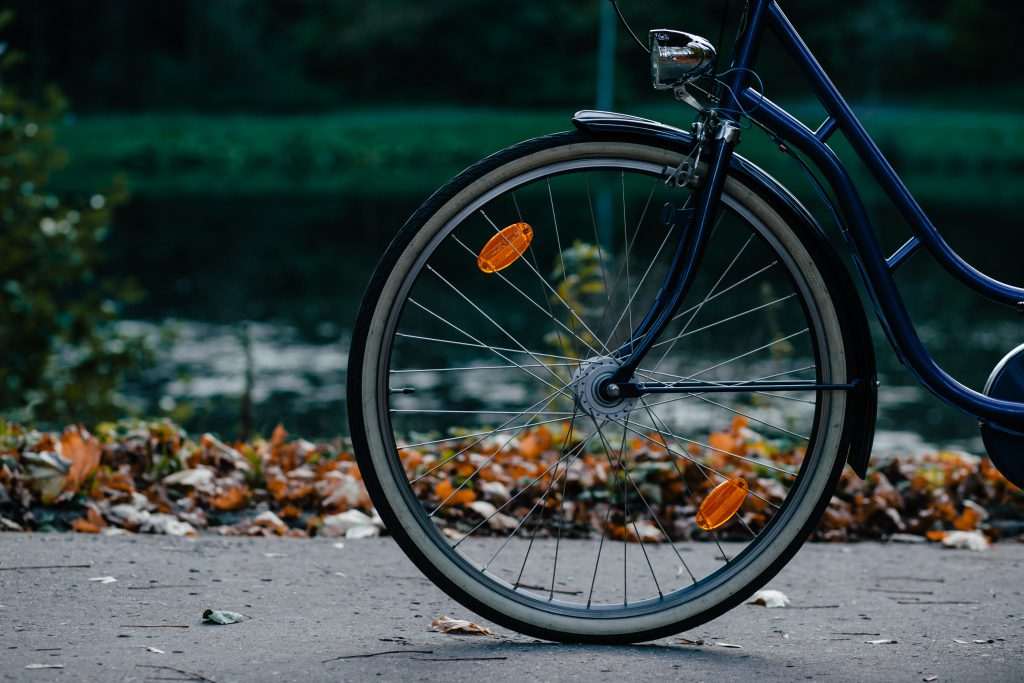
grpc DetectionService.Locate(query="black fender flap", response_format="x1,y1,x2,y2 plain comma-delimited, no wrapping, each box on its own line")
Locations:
573,109,877,478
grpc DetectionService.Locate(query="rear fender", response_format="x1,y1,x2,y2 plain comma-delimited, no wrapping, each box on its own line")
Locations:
572,110,877,477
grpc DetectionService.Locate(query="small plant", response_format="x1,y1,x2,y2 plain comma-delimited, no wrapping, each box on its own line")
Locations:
0,10,150,425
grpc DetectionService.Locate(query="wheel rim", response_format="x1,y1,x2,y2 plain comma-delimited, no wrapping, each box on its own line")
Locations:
361,146,846,632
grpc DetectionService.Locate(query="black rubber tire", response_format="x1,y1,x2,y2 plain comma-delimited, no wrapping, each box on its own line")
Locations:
347,131,852,643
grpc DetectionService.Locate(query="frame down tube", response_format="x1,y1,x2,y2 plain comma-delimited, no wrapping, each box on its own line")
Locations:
737,2,1024,429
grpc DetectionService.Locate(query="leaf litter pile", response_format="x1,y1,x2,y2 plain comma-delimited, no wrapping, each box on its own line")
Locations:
0,418,1021,546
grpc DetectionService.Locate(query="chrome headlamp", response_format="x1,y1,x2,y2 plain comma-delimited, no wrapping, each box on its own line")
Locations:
649,29,716,90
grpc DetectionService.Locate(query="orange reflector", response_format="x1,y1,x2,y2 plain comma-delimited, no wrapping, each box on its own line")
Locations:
695,477,748,531
477,222,533,273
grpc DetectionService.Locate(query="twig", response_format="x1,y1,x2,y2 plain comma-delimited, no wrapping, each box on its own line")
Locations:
34,647,62,651
322,649,433,663
137,664,216,683
120,624,190,628
895,600,978,605
413,656,508,662
0,563,92,571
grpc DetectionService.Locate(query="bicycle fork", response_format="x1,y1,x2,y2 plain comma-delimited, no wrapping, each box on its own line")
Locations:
600,117,857,401
602,117,743,399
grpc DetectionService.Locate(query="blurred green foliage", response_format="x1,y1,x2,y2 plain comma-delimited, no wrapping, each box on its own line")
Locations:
5,1,1024,113
0,10,150,425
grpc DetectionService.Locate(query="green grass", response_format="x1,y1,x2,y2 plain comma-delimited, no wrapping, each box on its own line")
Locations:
51,105,1024,201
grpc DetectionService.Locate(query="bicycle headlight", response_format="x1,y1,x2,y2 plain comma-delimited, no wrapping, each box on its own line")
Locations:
650,29,716,90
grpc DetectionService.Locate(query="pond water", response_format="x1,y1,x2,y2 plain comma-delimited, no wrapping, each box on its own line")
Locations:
102,173,1023,457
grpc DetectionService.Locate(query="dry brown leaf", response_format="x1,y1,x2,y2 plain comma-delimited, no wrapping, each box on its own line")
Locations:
209,485,249,511
71,518,101,534
674,637,705,646
60,427,102,493
430,615,495,636
749,589,790,608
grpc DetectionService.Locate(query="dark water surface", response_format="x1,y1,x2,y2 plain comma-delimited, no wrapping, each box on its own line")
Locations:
103,179,1024,455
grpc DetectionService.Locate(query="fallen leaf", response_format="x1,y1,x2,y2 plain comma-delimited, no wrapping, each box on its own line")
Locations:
71,518,101,534
714,642,743,649
674,637,705,646
433,479,477,506
321,510,382,538
88,576,117,584
866,639,897,645
209,485,249,511
25,664,64,669
21,451,71,504
923,677,938,682
59,427,102,492
202,609,248,625
749,589,790,608
888,533,926,544
429,615,495,636
251,510,288,534
163,468,216,494
953,638,993,644
146,647,166,654
940,530,989,552
141,514,197,537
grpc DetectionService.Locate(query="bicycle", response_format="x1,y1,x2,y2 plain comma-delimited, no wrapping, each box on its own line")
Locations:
346,0,1024,643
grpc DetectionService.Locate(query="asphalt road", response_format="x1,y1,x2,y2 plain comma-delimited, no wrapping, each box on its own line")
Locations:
1,534,1021,682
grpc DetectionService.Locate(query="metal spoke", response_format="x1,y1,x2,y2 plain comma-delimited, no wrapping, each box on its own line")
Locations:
391,362,579,374
669,261,778,324
600,222,676,350
687,394,810,440
398,415,572,451
478,210,611,355
425,267,568,387
589,178,666,349
408,385,567,484
635,400,737,559
590,416,664,599
468,431,598,563
395,333,581,363
639,402,759,541
584,173,611,306
450,235,604,361
615,419,785,510
638,362,817,408
651,293,798,349
407,298,562,393
650,232,753,376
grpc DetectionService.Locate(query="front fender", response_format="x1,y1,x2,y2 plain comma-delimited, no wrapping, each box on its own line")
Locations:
572,110,878,477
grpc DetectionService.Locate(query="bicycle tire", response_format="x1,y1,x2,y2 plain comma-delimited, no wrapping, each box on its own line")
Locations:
347,131,852,643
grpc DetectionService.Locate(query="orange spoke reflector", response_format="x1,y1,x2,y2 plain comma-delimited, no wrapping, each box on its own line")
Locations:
477,222,533,273
695,477,749,531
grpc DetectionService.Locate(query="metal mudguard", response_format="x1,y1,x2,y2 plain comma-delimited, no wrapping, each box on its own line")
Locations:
572,110,878,478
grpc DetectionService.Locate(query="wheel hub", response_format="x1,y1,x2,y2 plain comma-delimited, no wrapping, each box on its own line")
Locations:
571,357,639,424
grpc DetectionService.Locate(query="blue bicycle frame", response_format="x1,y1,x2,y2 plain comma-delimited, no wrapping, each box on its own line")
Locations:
615,0,1024,431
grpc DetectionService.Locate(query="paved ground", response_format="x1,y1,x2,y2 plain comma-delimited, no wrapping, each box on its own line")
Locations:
1,534,1021,682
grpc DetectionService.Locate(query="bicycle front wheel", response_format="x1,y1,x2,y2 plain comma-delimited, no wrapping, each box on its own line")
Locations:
348,131,851,643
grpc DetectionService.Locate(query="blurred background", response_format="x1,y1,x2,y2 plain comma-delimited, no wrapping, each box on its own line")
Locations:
1,0,1022,455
